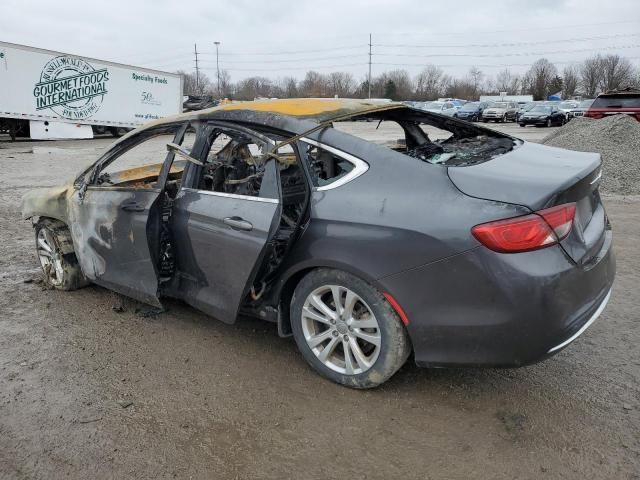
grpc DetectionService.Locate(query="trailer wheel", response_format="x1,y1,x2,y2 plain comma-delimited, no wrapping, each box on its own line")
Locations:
109,127,129,138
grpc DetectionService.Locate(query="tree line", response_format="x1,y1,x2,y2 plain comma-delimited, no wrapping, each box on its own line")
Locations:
179,53,639,101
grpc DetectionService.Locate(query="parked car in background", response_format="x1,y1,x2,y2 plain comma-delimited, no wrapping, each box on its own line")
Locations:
585,88,640,121
515,102,536,123
418,101,458,116
20,98,615,388
558,101,580,119
482,101,519,122
519,104,567,127
568,99,594,119
454,102,486,122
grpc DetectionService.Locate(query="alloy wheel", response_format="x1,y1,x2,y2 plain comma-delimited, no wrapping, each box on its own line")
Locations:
301,285,381,375
37,228,64,286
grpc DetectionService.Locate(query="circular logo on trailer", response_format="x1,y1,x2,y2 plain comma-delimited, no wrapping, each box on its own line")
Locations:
33,56,110,120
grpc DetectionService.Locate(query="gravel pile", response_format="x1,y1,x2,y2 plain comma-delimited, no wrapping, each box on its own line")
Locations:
541,114,640,195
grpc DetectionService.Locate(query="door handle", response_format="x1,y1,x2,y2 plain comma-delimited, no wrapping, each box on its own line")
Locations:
223,216,253,231
121,202,145,212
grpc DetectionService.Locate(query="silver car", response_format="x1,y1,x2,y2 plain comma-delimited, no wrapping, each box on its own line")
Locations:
481,101,518,122
418,101,458,117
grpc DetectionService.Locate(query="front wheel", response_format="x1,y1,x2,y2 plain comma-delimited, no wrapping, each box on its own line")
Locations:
35,218,88,290
290,269,411,389
546,118,552,128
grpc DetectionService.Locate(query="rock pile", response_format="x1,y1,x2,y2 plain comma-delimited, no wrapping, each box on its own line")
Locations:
541,114,640,195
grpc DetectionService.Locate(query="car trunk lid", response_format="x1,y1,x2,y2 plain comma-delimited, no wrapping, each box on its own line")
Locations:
448,142,605,264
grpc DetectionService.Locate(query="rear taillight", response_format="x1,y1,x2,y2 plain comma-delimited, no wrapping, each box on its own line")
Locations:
472,203,576,253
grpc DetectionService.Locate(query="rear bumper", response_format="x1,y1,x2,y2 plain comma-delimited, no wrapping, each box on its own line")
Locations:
378,231,615,368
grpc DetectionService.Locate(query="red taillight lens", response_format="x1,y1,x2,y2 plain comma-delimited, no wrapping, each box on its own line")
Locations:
472,203,576,253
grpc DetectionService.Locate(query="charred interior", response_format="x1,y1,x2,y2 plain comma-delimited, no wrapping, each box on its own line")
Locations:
350,108,520,166
197,128,309,312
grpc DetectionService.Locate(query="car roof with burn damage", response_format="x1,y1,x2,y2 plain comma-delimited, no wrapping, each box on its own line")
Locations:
119,98,407,142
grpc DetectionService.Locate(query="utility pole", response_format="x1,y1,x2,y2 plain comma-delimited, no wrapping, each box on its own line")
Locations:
368,33,372,99
194,43,200,94
214,41,221,98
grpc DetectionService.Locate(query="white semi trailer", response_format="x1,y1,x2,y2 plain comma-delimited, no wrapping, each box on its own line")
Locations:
0,41,183,140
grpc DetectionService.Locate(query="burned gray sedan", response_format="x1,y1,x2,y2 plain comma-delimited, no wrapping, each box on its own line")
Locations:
22,99,615,388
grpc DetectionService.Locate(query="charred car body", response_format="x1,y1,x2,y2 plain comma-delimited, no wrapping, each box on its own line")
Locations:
22,99,615,388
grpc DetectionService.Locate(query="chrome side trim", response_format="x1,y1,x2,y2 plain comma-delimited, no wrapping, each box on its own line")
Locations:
547,288,612,353
181,187,279,204
299,137,369,191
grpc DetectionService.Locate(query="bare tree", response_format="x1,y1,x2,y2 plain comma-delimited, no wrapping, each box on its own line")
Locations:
415,65,445,100
445,78,476,99
177,70,212,95
218,69,233,98
580,55,604,97
235,76,273,100
494,68,521,94
562,65,580,98
468,67,484,96
300,71,327,97
382,70,414,99
326,72,355,97
524,58,558,100
599,54,635,92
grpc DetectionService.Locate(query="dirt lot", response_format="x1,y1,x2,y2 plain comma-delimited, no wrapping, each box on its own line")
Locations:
0,123,639,479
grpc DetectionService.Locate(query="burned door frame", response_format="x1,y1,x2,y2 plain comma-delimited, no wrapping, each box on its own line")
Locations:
168,121,284,324
67,122,195,306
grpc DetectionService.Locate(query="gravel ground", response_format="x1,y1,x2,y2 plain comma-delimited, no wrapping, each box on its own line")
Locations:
0,124,639,479
541,115,640,195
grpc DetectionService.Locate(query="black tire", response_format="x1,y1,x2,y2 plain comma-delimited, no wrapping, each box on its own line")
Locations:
34,218,88,291
109,127,129,137
519,124,525,127
290,268,411,389
546,118,552,128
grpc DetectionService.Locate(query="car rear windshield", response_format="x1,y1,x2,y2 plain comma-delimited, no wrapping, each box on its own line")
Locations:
591,95,640,109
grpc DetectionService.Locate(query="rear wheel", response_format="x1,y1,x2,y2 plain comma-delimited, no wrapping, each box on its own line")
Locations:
546,118,552,128
35,218,88,290
290,269,411,389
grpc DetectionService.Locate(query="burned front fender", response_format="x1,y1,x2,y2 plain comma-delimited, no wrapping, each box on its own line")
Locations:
21,184,74,223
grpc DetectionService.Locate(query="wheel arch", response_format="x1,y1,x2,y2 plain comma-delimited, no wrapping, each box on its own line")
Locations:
273,259,390,338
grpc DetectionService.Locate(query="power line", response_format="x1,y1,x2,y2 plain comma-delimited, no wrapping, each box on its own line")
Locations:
202,45,364,57
197,53,365,65
372,44,640,59
198,62,367,72
375,33,640,49
373,56,640,69
373,20,640,39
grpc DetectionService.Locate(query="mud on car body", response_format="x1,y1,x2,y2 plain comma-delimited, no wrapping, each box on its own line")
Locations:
22,98,615,388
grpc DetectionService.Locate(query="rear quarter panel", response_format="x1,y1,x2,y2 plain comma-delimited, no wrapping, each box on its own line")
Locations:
274,128,530,290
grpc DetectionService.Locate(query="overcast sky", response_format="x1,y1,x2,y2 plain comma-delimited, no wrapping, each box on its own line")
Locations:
2,0,639,83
